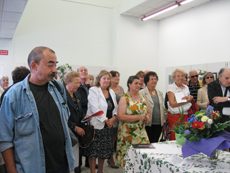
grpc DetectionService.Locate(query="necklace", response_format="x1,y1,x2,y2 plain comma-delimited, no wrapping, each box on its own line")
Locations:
129,92,141,101
152,90,156,96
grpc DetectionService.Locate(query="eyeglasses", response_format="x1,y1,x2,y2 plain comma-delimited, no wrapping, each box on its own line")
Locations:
190,75,198,78
206,76,214,79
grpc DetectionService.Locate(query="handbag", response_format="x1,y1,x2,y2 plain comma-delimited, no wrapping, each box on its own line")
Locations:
78,122,95,148
158,120,171,142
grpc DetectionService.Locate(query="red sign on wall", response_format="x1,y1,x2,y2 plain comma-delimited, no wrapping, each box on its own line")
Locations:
0,50,8,55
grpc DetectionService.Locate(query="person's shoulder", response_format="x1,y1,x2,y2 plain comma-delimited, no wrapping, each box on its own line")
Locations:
139,87,146,94
89,86,100,93
208,80,218,87
52,80,64,89
156,88,163,95
167,83,175,90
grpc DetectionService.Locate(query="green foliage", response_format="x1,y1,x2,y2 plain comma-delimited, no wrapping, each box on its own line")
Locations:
57,63,72,84
198,69,207,75
170,106,187,134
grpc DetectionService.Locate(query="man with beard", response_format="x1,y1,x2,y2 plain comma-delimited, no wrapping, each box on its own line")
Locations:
0,47,74,173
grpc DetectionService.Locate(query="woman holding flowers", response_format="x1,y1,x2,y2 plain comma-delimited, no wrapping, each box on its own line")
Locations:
197,72,214,110
116,75,150,167
167,68,193,140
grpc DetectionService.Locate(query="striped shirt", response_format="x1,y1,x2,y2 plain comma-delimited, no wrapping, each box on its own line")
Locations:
187,81,200,102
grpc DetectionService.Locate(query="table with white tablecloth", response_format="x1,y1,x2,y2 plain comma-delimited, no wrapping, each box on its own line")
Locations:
124,141,230,173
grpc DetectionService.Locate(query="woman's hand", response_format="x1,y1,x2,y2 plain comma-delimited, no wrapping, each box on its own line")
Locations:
75,126,85,137
182,95,193,103
138,114,147,121
106,116,116,129
144,113,150,123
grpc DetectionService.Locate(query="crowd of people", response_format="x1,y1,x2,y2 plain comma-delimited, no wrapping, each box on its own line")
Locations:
0,46,230,173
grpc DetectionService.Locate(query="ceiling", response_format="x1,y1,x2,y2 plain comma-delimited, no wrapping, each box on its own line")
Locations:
0,0,212,39
120,0,211,20
0,0,28,39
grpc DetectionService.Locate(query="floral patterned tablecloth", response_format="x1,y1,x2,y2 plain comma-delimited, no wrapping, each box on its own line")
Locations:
124,141,230,173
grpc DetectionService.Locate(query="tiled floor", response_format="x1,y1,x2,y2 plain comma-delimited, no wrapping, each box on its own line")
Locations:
80,156,124,173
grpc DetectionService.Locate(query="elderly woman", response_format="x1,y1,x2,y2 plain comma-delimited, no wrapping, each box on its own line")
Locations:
64,71,84,173
0,75,9,96
136,70,146,90
85,70,118,173
139,71,167,143
197,72,214,110
116,75,150,167
167,68,193,140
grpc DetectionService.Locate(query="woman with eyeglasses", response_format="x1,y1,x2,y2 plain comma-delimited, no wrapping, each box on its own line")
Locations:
197,72,214,110
139,71,167,143
167,68,193,140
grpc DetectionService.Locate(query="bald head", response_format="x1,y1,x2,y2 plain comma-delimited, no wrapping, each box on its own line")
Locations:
189,70,198,85
219,68,230,87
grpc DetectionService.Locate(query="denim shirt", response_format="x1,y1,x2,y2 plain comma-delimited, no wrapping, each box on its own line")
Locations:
0,75,75,173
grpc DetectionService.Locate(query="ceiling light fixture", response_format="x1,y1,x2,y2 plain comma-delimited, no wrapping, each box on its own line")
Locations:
141,0,194,21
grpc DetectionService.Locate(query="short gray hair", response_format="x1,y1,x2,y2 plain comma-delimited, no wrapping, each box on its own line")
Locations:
172,68,186,78
189,69,198,77
0,75,8,82
28,46,55,69
218,68,229,77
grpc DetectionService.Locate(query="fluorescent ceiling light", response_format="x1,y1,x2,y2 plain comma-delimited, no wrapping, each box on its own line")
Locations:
180,0,194,5
141,0,194,21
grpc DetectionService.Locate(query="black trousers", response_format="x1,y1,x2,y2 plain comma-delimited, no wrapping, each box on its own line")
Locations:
145,124,162,143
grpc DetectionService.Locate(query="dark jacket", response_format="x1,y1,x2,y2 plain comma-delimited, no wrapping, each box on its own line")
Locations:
208,79,230,114
75,83,91,115
67,90,84,136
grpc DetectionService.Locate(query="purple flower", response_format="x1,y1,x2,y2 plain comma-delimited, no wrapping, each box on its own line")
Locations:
206,105,214,116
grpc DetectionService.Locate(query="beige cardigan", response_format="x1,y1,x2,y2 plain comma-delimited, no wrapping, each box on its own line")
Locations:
197,85,209,110
139,87,167,126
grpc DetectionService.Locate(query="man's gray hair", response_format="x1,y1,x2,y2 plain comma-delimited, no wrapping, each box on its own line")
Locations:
189,69,198,77
77,66,87,72
218,68,229,77
0,75,8,82
27,46,55,69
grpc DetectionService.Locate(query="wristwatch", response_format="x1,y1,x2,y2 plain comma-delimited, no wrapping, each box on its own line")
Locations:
228,97,230,101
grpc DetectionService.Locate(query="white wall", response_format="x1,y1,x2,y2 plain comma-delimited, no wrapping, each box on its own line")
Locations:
158,0,230,92
3,0,114,67
113,8,158,91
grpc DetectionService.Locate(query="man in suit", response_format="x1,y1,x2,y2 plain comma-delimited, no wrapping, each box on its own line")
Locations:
208,68,230,131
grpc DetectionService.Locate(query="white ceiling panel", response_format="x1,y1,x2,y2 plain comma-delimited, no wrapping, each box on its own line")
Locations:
0,0,3,10
0,0,28,38
1,21,17,29
2,12,22,22
0,34,13,38
128,5,148,13
1,29,15,35
4,0,27,13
